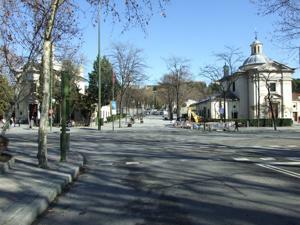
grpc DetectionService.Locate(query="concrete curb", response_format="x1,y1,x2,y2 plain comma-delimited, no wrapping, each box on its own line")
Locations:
0,153,15,174
0,152,84,225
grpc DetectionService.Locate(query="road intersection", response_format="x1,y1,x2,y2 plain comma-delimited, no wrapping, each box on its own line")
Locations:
3,116,300,225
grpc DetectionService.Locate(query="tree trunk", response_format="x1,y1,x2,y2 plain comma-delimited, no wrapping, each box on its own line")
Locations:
176,89,180,118
119,95,123,128
268,95,277,131
37,40,51,168
37,0,61,168
223,91,226,122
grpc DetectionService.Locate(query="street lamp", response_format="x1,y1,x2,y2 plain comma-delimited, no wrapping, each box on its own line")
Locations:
97,0,102,131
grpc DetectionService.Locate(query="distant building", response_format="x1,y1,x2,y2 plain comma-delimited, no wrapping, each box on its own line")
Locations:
292,93,300,122
15,61,85,124
194,37,300,122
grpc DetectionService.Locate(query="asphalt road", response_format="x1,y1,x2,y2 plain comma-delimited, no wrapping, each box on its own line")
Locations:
23,116,300,225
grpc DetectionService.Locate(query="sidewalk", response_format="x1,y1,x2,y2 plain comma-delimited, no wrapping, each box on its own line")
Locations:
0,127,84,225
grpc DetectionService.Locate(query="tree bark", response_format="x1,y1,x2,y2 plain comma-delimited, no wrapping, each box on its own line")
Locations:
37,0,61,168
37,40,51,168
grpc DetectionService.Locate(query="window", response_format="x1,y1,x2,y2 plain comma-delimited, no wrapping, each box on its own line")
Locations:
232,111,238,119
232,81,236,92
269,83,276,92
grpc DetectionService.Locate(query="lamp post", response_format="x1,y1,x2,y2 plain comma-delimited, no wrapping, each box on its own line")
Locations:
97,0,102,130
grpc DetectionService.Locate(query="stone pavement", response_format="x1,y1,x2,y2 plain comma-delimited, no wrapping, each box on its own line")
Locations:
0,126,84,225
0,117,142,225
0,118,299,225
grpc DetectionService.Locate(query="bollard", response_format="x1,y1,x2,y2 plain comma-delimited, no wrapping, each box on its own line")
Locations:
60,128,70,161
0,135,9,154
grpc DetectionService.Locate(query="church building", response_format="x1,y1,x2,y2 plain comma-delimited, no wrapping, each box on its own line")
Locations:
194,37,300,123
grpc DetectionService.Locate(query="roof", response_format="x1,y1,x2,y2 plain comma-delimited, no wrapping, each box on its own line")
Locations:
242,54,271,67
191,91,239,107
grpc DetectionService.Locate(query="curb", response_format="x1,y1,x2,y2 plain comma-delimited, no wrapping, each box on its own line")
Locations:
0,153,84,225
0,153,15,174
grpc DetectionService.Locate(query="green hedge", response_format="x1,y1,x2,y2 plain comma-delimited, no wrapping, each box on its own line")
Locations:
203,118,293,127
106,113,127,123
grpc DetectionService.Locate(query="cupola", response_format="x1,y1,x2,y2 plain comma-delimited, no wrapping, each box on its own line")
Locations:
242,35,270,67
223,63,229,77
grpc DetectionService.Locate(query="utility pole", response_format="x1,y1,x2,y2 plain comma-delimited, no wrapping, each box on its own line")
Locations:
49,43,53,132
97,0,102,130
112,70,115,131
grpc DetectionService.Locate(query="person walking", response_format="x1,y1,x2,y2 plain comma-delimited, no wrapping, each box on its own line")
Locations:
234,120,239,132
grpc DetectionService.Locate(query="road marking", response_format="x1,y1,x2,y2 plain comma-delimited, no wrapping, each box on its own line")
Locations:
269,161,300,166
233,157,250,161
286,157,300,161
125,162,140,165
257,163,300,179
269,145,280,148
253,146,262,148
260,157,275,161
287,145,298,148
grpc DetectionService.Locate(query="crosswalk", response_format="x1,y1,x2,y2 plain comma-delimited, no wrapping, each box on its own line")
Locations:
233,156,300,179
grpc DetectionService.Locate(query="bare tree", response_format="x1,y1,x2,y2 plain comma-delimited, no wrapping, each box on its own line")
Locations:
252,0,300,41
1,0,170,168
110,43,146,127
200,47,243,121
87,0,169,32
165,57,191,118
214,46,244,74
259,71,280,131
158,74,176,120
1,0,80,168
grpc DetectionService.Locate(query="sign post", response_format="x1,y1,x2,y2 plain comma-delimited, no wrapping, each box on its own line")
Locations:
112,70,116,131
111,100,117,131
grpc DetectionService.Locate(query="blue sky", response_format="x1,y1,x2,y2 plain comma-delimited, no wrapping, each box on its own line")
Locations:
79,0,300,84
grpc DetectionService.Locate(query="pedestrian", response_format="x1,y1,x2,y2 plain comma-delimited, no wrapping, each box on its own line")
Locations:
29,116,34,129
234,120,239,131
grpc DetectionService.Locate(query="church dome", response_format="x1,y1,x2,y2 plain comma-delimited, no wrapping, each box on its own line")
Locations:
243,54,270,66
242,37,270,67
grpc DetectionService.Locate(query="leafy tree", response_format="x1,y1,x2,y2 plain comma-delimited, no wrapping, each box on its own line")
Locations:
85,56,115,124
0,76,13,120
292,78,300,92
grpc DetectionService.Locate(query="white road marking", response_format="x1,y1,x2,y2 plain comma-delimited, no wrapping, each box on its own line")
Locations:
287,145,298,148
269,161,300,166
253,146,262,148
125,162,140,165
233,157,250,161
101,163,113,166
260,157,275,161
269,145,280,148
286,157,300,161
257,163,300,179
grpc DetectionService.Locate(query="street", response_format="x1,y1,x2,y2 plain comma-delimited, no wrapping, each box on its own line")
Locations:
12,116,300,225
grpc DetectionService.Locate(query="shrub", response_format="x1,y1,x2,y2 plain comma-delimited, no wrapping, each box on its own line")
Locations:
201,118,293,127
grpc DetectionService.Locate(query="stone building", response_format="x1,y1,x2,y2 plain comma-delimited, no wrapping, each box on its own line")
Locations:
194,37,300,122
15,61,85,124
